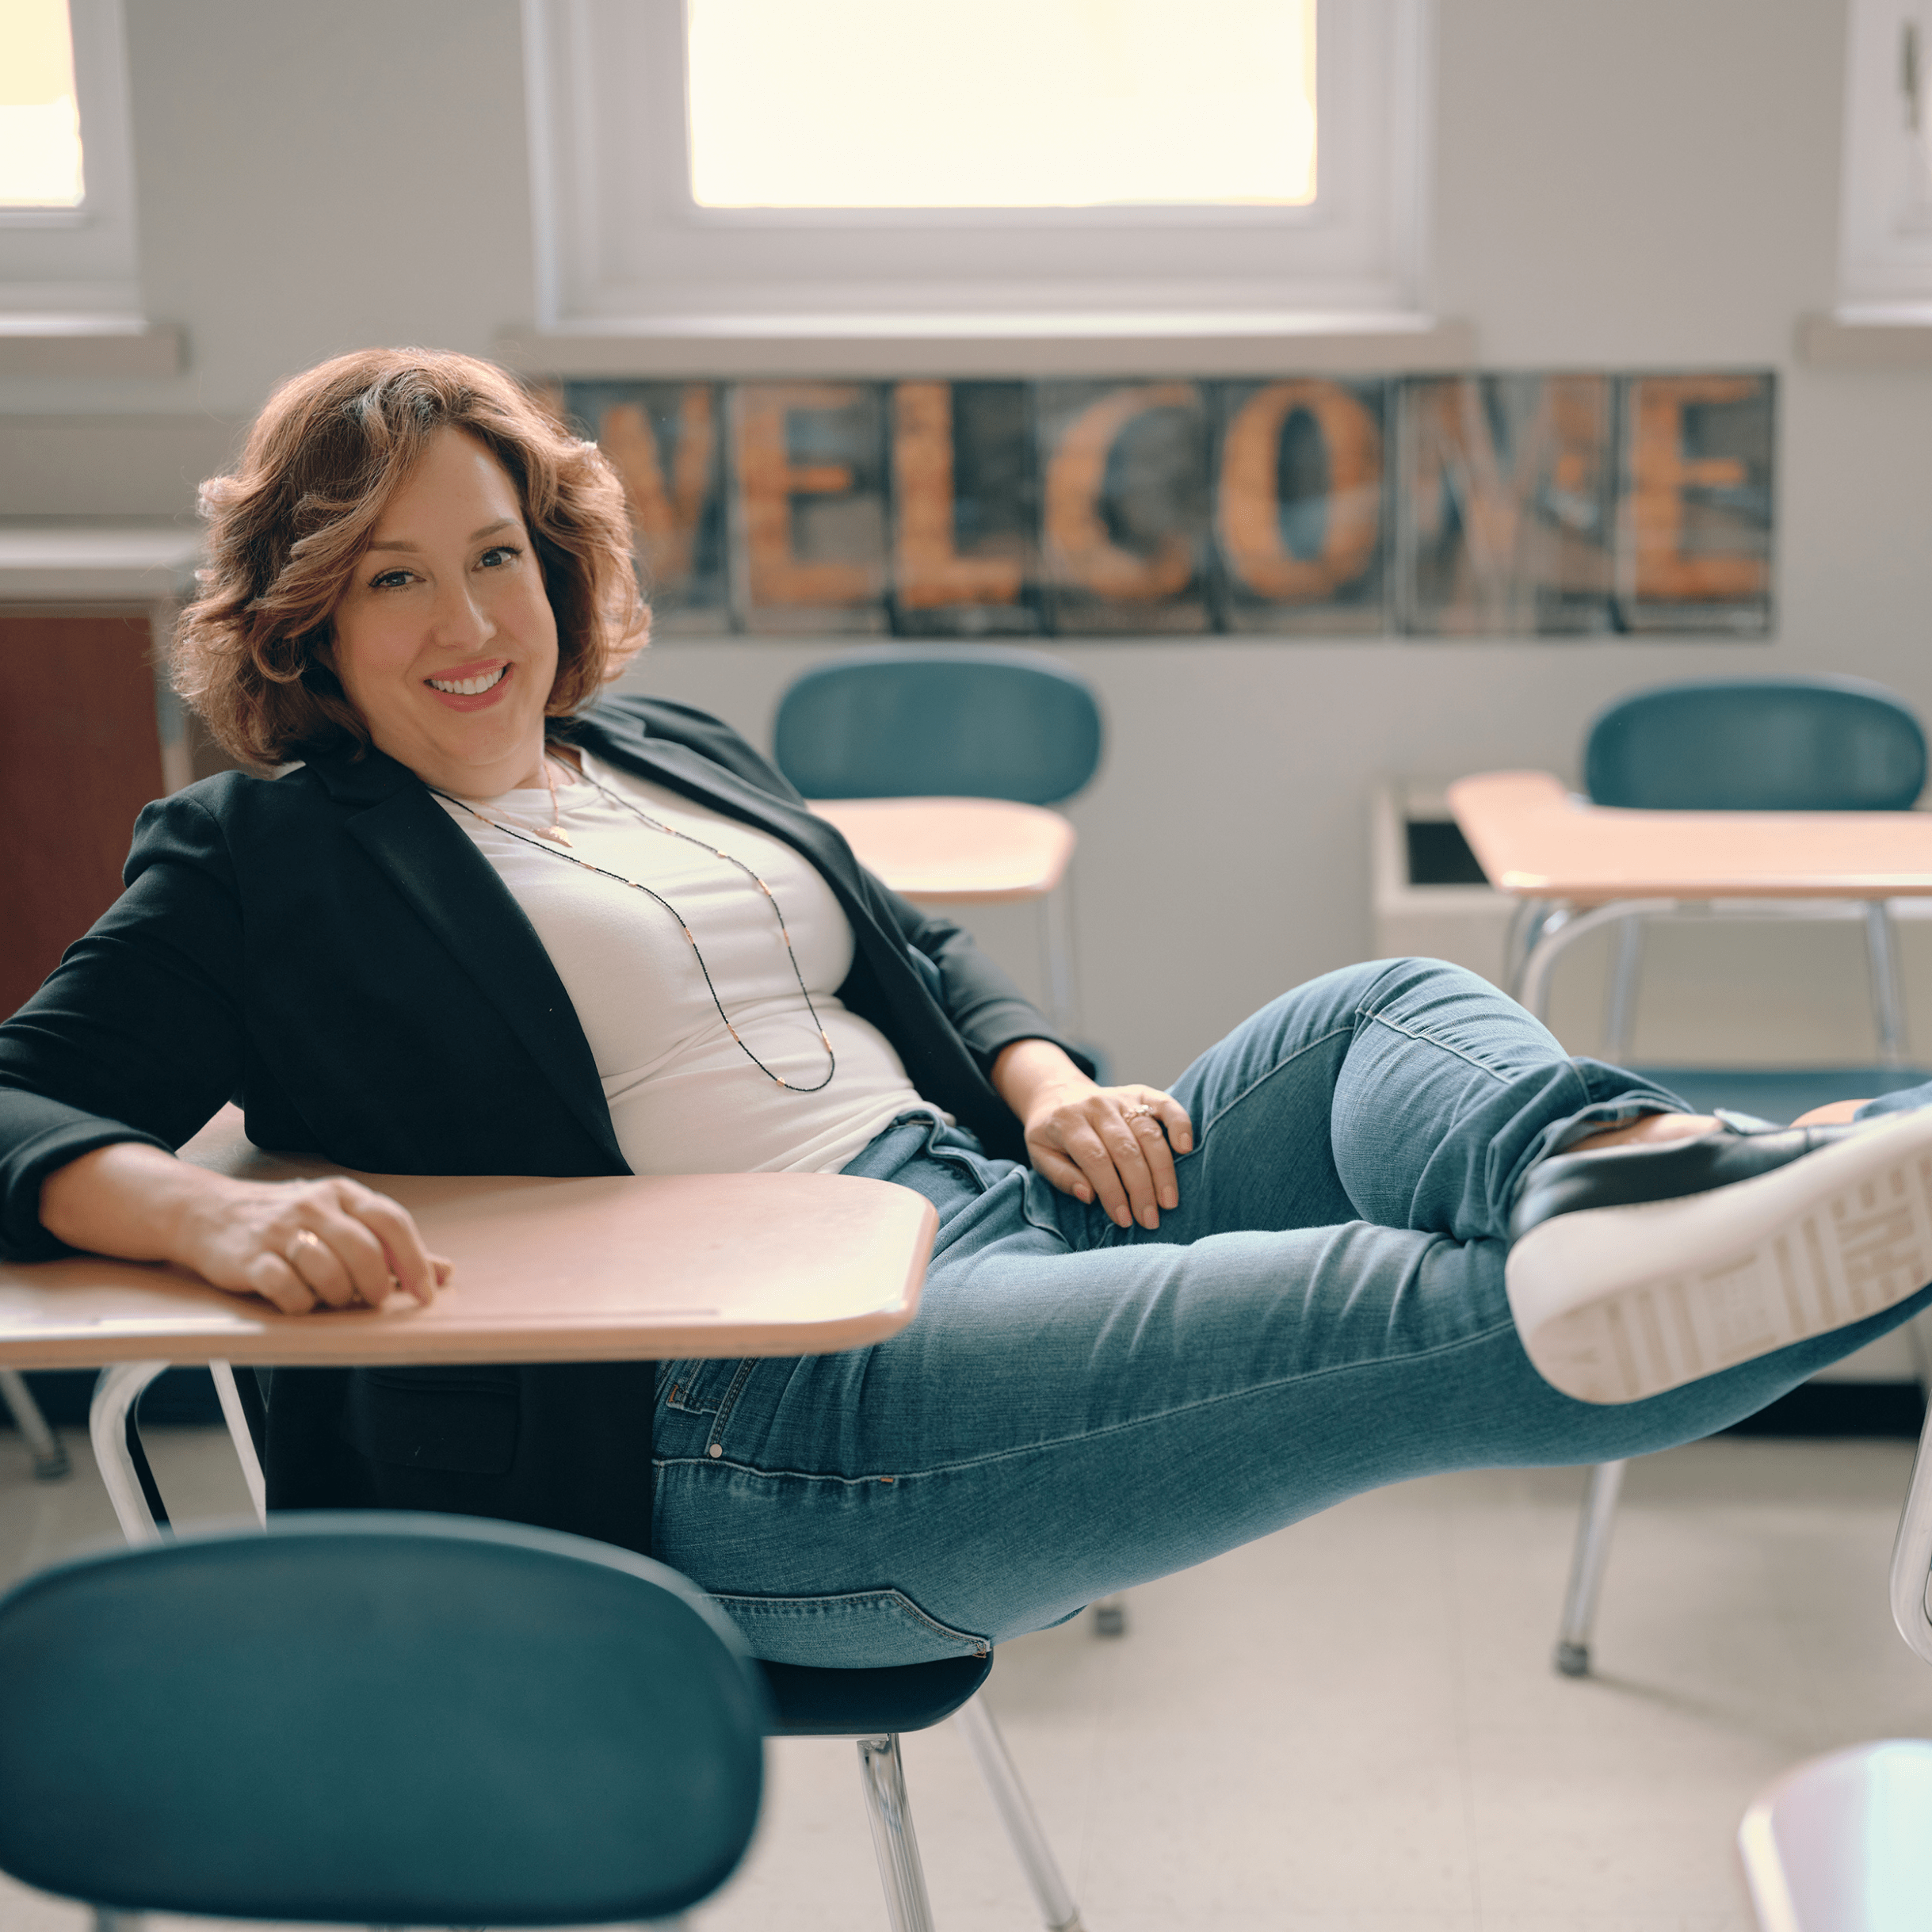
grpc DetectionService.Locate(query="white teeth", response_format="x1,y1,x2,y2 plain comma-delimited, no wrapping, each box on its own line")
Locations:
427,666,507,696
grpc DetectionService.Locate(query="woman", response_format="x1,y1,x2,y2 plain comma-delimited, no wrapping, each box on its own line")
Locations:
3,349,1929,1668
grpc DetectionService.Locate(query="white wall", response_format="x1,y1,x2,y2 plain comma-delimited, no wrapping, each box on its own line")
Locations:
10,0,1931,1083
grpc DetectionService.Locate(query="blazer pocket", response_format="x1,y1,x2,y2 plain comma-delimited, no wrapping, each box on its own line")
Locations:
343,1366,520,1477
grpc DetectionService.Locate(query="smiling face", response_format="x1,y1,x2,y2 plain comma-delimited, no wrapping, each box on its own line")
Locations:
326,426,559,796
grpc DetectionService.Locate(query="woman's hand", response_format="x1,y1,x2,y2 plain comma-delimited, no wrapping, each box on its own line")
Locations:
173,1174,452,1313
991,1039,1194,1230
39,1144,451,1315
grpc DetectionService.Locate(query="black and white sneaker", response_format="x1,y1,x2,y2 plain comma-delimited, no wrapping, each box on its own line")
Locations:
1505,1113,1932,1403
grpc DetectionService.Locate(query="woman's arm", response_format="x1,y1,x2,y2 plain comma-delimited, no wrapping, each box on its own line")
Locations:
39,1142,448,1312
991,1037,1194,1231
3,785,449,1308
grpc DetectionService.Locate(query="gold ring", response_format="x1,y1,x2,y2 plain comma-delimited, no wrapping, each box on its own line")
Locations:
285,1229,326,1266
1121,1104,1155,1122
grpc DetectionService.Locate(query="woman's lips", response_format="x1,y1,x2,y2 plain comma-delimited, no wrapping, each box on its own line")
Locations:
424,661,511,711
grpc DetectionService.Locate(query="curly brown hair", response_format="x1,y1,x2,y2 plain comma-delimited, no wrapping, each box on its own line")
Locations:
172,348,648,767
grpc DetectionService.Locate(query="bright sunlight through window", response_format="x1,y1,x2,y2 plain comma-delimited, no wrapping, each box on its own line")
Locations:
0,0,83,207
685,0,1315,210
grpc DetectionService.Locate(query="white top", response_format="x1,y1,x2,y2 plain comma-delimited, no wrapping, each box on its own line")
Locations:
434,754,941,1176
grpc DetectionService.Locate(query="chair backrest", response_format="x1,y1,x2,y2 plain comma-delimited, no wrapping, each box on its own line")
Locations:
1583,676,1926,811
773,645,1104,804
0,1514,769,1926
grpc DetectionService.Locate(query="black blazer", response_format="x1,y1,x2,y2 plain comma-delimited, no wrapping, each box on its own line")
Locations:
0,696,1082,1554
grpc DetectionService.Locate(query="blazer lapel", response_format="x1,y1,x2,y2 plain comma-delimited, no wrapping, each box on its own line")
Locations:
323,764,625,1172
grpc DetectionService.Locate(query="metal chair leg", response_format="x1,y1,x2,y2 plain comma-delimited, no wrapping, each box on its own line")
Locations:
857,1735,936,1932
88,1362,172,1546
1555,1458,1628,1677
954,1696,1083,1932
0,1366,70,1480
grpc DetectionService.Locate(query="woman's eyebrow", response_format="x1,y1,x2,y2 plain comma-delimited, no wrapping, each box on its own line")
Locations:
365,519,521,555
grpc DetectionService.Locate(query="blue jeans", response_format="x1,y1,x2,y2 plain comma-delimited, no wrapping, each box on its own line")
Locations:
652,959,1932,1667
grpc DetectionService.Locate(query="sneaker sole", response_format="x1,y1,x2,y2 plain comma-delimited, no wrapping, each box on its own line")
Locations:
1505,1111,1932,1403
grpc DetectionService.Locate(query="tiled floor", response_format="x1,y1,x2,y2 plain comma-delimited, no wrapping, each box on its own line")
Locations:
0,1424,1926,1931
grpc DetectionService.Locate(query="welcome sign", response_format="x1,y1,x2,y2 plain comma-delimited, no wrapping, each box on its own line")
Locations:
560,373,1773,640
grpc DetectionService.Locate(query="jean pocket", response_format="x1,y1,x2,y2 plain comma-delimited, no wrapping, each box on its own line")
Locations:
659,1357,749,1418
706,1586,991,1667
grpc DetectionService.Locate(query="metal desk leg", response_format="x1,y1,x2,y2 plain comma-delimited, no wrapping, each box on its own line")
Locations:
1554,1459,1627,1677
1864,899,1910,1068
209,1361,267,1525
1602,914,1646,1063
0,1367,70,1480
1514,898,1678,1025
88,1363,172,1546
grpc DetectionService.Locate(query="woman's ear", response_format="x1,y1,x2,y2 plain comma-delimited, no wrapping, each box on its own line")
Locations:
302,631,346,695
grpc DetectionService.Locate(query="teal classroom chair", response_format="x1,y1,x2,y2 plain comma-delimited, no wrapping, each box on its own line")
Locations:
0,1514,770,1930
78,1360,1085,1932
1553,674,1932,1675
773,645,1103,1037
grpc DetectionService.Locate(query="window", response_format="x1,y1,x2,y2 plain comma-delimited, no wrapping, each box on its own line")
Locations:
0,0,85,208
0,0,141,316
683,0,1315,211
522,0,1434,334
1838,0,1932,311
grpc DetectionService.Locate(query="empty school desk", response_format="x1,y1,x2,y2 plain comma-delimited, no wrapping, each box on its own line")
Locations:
1445,769,1932,1025
808,798,1084,1035
1453,773,1932,1930
808,797,1076,905
0,1105,937,1542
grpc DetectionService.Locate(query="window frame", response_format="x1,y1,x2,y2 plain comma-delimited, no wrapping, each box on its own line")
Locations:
521,0,1437,335
0,0,141,317
1838,0,1932,312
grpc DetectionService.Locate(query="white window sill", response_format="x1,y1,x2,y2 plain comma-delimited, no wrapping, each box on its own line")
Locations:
0,316,186,377
495,312,1475,378
1796,307,1932,368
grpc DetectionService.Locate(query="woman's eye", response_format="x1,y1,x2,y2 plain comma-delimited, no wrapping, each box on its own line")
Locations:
368,568,414,590
478,544,521,569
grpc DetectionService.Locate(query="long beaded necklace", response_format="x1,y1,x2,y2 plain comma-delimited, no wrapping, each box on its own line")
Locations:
430,749,836,1093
